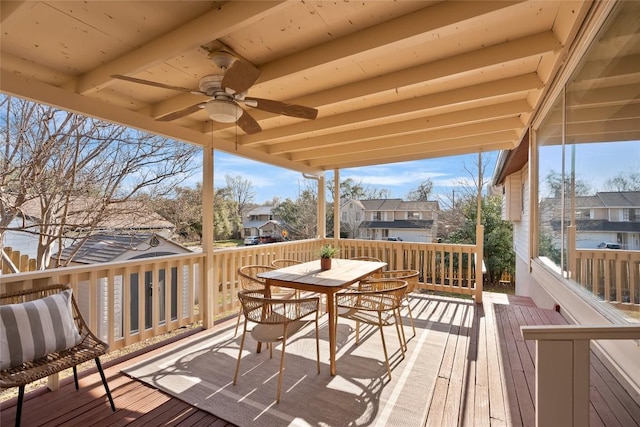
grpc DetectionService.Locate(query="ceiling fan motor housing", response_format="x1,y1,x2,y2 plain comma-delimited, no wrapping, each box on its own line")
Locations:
199,75,224,95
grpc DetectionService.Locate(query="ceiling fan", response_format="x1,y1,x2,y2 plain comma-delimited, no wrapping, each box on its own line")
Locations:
111,52,318,134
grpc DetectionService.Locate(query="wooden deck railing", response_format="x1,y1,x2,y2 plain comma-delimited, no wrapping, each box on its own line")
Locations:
0,252,206,351
335,238,481,295
2,246,37,273
570,248,640,309
0,238,482,354
522,325,640,427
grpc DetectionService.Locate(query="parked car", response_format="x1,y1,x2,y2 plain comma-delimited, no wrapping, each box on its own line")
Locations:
259,235,282,244
244,236,260,245
386,237,403,241
597,242,621,249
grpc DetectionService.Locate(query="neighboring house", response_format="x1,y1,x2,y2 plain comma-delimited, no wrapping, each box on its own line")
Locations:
257,219,287,240
541,192,640,250
341,198,439,242
1,197,175,265
53,232,192,343
339,199,365,238
54,232,191,266
242,205,280,237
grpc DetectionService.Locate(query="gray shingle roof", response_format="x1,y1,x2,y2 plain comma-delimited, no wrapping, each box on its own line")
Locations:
597,191,640,207
550,219,640,232
56,233,184,264
363,219,434,229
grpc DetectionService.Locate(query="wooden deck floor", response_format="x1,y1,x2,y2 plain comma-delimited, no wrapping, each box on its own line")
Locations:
1,292,639,426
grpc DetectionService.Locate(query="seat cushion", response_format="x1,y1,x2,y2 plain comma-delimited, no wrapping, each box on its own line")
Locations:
0,289,82,370
251,320,309,343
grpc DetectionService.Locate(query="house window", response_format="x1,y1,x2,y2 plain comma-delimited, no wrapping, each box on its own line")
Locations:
373,211,382,220
575,209,590,219
535,0,639,322
355,211,361,221
407,211,420,219
341,212,347,221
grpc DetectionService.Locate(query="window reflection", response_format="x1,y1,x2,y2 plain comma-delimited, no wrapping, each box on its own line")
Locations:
537,1,640,321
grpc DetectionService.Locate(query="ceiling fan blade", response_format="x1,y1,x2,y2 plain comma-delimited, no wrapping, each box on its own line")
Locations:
156,103,205,122
221,59,261,94
111,74,204,95
246,97,318,120
236,110,262,134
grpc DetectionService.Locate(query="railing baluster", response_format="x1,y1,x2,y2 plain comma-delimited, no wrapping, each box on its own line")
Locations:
571,249,640,308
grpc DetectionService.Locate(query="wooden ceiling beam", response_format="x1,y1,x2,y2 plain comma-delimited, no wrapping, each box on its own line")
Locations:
307,136,516,170
240,73,541,145
305,130,518,167
149,26,556,124
268,99,531,154
72,1,288,95
324,140,514,169
289,117,524,161
258,1,521,82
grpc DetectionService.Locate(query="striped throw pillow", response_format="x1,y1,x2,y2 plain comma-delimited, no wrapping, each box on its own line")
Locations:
0,289,82,370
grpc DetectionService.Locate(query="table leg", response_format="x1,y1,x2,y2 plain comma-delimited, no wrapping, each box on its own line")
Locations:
326,290,337,376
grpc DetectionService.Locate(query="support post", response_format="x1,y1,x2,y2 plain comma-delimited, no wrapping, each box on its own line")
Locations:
318,174,326,239
201,145,215,328
522,325,640,427
475,224,484,303
333,169,340,242
475,151,484,303
535,339,589,427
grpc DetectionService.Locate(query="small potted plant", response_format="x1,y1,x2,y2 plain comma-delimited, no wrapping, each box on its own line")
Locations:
318,244,339,270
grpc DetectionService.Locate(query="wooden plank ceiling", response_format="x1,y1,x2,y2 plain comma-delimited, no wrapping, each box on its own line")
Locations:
1,1,597,174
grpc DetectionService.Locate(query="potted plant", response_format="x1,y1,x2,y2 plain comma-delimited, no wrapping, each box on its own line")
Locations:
318,244,339,270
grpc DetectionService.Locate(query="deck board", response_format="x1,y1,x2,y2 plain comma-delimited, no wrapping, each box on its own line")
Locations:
2,291,639,427
495,304,524,427
472,304,491,427
483,295,508,425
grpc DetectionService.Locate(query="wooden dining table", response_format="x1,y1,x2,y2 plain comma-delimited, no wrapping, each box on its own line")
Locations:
258,258,386,376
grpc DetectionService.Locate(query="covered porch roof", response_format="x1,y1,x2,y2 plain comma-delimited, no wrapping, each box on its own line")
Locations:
1,1,596,173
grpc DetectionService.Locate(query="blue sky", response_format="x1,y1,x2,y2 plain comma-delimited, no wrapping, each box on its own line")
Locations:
538,141,640,196
184,151,501,205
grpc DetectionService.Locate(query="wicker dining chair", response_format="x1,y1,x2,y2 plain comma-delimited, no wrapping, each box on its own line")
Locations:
344,256,384,290
365,269,419,344
234,265,296,336
349,256,382,262
0,285,115,427
233,290,321,403
335,280,407,379
271,259,302,268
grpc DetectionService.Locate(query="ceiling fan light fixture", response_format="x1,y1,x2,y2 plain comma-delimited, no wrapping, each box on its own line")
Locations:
204,100,242,123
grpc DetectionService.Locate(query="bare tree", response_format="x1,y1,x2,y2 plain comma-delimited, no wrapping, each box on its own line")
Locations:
326,177,391,202
605,170,640,191
437,154,491,240
145,184,203,242
406,178,434,201
223,175,255,238
1,96,199,268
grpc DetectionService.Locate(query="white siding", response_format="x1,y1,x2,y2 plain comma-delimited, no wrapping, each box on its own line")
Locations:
513,165,530,296
504,174,522,221
514,165,529,262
